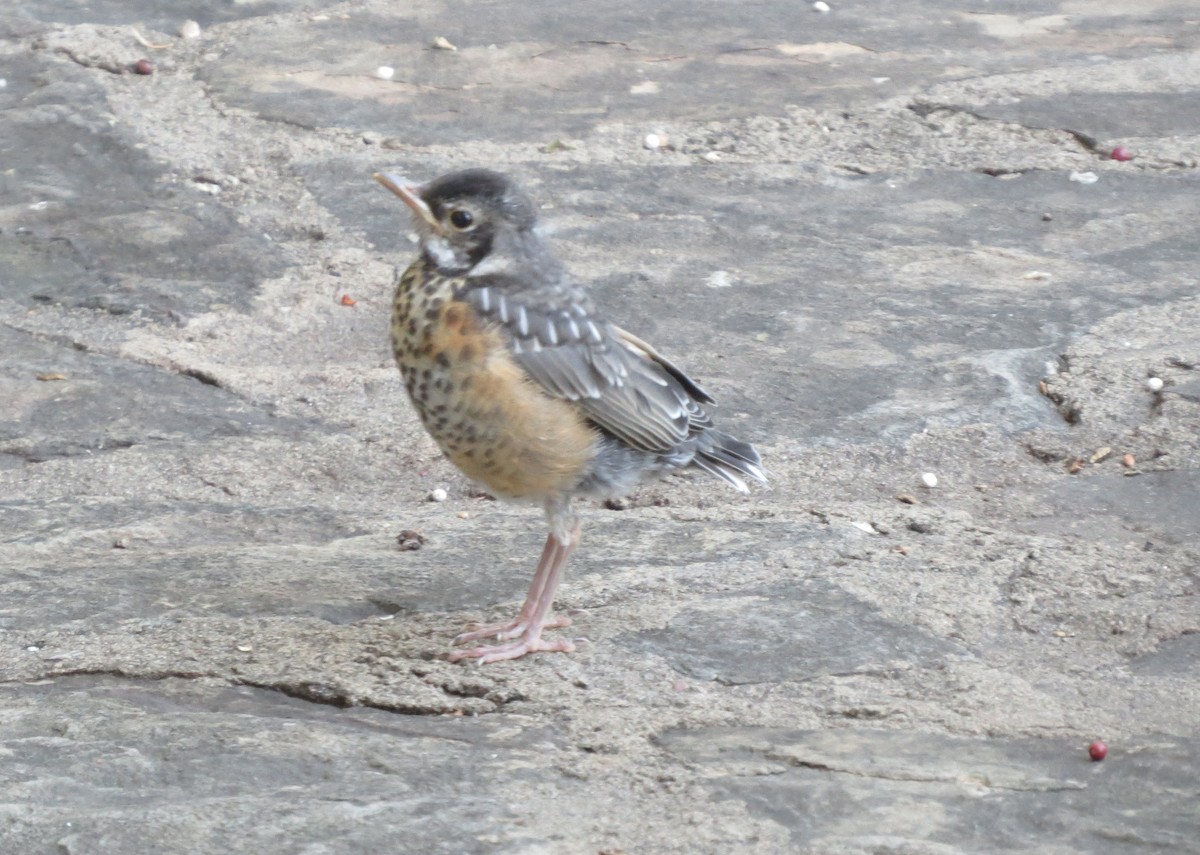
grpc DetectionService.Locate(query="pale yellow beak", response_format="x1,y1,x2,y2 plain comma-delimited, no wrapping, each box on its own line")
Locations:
373,172,441,234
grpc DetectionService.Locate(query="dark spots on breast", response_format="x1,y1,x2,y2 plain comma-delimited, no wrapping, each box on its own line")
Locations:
458,342,479,362
435,352,451,369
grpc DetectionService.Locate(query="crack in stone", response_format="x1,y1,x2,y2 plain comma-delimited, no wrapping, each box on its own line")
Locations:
761,749,1087,793
2,667,504,717
907,99,1101,160
47,45,129,76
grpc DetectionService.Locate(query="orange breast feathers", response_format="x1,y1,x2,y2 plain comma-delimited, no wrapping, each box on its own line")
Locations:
431,299,600,499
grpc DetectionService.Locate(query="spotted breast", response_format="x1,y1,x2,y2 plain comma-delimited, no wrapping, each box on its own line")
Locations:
389,259,600,499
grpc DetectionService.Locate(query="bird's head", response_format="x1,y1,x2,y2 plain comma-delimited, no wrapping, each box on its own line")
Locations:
374,168,540,276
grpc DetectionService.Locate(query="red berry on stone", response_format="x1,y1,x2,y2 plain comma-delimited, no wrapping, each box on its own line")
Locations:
1088,740,1108,761
1110,146,1132,162
134,59,154,75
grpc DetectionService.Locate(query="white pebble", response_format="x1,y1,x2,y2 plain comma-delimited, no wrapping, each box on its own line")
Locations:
428,488,448,502
1069,171,1099,184
921,472,938,488
1146,377,1164,392
432,36,458,51
643,133,663,150
0,78,8,89
179,20,201,39
813,1,831,11
702,151,722,163
375,65,395,80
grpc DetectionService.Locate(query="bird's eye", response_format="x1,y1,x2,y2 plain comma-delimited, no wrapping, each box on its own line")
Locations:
449,209,475,230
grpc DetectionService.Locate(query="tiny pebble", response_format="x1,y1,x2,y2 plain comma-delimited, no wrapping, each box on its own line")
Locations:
26,646,40,652
236,645,253,653
179,20,201,39
339,294,356,306
920,472,938,488
375,65,395,80
1089,740,1108,761
0,79,7,89
396,529,425,551
643,133,663,150
813,1,831,11
1069,171,1099,184
432,36,458,51
1110,146,1133,162
1121,453,1136,469
702,151,721,163
1041,212,1053,221
1146,376,1163,392
1022,271,1051,280
428,488,448,502
133,59,154,75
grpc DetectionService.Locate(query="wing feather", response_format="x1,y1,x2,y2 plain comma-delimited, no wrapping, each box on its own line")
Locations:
461,281,711,453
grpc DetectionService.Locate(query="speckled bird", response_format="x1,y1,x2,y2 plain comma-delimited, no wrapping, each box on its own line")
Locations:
374,168,767,663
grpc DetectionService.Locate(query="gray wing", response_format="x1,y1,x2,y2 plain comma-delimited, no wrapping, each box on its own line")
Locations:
461,281,715,453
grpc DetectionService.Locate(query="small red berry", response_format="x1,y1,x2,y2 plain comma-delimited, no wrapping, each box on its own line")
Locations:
1110,146,1132,162
133,59,154,75
1088,740,1108,761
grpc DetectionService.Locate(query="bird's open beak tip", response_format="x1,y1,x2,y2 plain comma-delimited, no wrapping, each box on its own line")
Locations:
374,172,440,231
373,171,414,197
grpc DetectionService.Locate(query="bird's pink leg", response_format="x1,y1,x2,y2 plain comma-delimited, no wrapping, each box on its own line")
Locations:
452,533,571,644
450,515,580,664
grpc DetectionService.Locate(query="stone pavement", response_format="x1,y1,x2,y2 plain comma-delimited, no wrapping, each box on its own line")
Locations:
1,1,1198,852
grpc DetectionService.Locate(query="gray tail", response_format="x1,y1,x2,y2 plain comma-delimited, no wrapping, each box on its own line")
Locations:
692,431,768,493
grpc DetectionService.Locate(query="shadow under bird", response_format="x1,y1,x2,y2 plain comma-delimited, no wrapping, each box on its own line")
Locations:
374,168,767,663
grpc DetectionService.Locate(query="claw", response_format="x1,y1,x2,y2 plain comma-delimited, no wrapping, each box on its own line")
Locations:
454,613,572,644
450,634,576,665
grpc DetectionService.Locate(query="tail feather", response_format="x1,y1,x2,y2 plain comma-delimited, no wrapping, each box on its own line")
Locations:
692,431,768,493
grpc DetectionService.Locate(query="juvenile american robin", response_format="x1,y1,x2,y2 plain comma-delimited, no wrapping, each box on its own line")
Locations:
374,168,767,664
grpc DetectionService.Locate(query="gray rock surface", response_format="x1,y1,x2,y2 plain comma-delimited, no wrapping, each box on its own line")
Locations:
2,1,1198,852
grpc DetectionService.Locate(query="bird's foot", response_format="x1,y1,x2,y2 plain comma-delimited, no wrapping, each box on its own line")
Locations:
448,633,576,665
453,612,571,644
